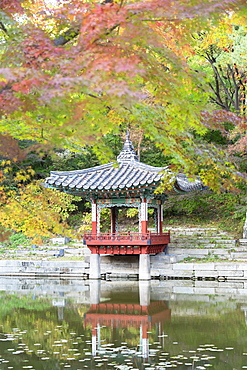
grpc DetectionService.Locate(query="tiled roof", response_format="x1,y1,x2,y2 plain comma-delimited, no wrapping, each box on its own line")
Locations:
45,133,206,197
174,173,207,193
46,161,166,194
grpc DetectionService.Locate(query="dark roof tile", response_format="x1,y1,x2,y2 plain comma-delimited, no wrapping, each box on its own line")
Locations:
45,133,206,196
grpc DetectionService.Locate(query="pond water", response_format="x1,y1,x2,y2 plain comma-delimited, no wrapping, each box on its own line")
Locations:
0,278,247,369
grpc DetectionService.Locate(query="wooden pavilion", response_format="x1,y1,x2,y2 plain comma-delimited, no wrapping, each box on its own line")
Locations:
45,132,205,279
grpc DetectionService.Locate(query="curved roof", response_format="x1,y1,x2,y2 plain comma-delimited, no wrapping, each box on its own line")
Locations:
45,133,206,199
174,174,207,193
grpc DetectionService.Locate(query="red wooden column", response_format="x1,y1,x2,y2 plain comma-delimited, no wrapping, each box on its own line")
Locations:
110,207,117,234
90,200,101,279
91,199,97,234
139,200,150,279
140,197,148,234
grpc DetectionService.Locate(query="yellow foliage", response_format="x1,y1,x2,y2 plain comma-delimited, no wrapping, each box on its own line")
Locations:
0,180,78,242
77,212,92,234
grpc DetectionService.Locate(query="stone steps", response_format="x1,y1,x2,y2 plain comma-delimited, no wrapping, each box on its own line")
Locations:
171,236,236,242
167,226,247,262
169,242,236,249
168,227,229,237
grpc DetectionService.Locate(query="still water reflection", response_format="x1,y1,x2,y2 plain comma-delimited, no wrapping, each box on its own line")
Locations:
0,278,247,369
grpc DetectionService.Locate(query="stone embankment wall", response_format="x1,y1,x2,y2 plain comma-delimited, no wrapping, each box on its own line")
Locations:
0,260,89,278
1,257,247,281
167,226,247,260
100,255,247,280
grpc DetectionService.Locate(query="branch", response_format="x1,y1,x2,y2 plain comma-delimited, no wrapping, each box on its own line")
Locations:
209,95,230,110
208,66,231,111
53,26,80,46
142,18,175,21
0,21,9,36
227,64,240,113
0,84,12,94
211,63,235,108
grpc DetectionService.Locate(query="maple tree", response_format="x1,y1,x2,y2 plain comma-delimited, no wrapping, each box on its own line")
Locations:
189,15,247,154
0,0,246,200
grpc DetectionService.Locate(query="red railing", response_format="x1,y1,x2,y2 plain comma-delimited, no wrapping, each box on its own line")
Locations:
83,232,170,255
84,231,170,244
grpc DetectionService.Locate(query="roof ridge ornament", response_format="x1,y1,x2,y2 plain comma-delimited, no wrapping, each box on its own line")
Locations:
117,131,139,163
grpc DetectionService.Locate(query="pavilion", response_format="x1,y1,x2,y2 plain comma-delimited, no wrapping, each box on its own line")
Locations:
45,132,206,279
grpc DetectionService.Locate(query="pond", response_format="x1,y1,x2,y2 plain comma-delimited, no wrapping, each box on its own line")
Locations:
0,278,247,369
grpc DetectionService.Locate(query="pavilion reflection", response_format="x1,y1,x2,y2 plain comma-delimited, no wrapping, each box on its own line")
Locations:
85,280,171,360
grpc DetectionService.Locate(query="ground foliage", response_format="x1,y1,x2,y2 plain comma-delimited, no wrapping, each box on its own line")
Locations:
163,190,246,236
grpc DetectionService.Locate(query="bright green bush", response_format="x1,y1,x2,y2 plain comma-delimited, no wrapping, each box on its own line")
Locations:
6,232,30,248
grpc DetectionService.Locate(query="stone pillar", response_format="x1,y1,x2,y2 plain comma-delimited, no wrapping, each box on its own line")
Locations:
92,199,97,234
139,280,150,306
140,197,148,234
139,254,151,280
89,253,101,279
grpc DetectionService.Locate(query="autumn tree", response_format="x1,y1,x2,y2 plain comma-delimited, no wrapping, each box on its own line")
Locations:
0,0,246,198
188,16,247,155
0,155,78,243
